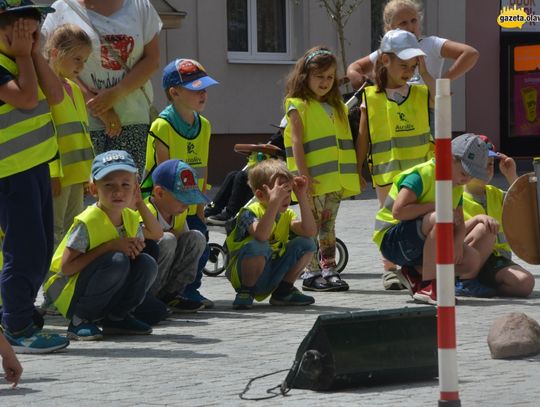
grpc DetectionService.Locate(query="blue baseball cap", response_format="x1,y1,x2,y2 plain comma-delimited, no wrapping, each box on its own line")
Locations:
92,150,138,181
0,0,55,15
152,160,209,205
162,58,219,91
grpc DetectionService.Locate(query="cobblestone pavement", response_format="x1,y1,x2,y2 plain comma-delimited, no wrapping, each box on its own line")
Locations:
1,194,539,407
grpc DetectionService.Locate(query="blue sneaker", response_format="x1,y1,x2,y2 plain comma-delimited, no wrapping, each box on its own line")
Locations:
102,315,152,335
4,325,70,354
232,290,254,310
270,287,315,306
455,279,496,298
183,289,214,309
67,322,103,341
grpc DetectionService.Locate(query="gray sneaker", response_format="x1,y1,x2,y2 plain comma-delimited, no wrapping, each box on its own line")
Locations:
382,269,406,290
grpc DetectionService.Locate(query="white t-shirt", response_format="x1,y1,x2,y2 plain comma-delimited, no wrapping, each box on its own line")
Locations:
42,0,162,130
369,35,447,84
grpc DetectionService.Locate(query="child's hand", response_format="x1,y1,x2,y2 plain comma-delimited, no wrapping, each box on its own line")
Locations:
292,175,309,197
96,108,122,137
87,88,121,117
132,183,143,207
51,177,62,198
360,175,368,190
263,178,291,206
9,19,34,57
112,237,145,260
2,353,23,388
453,208,464,227
498,153,517,179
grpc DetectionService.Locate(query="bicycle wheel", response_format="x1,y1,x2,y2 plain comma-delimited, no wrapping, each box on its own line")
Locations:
203,243,228,277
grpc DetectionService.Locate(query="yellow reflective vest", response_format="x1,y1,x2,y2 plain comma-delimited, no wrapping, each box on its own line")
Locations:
143,196,187,235
225,201,296,298
44,205,140,317
284,98,360,198
143,115,211,215
373,160,463,248
49,79,94,187
0,53,57,178
364,85,432,186
463,186,511,259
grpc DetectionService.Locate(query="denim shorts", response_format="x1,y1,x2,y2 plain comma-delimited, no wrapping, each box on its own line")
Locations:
380,218,425,267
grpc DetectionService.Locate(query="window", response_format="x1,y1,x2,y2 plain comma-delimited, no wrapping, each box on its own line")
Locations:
227,0,293,63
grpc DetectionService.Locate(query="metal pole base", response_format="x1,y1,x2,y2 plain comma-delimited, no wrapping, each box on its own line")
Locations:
439,400,461,407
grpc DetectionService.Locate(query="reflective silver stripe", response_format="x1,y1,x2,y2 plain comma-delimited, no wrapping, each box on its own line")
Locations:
61,148,94,166
498,249,512,259
45,274,68,303
285,146,293,157
56,122,86,138
194,166,207,179
309,161,338,177
0,121,56,160
339,163,357,174
303,136,336,153
371,157,427,176
371,132,431,155
383,196,395,212
338,139,355,150
374,218,395,231
0,99,50,128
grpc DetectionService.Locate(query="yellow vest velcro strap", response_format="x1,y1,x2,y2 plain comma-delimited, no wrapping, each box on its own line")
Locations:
56,121,87,138
0,121,55,160
61,147,95,167
371,157,428,176
303,135,336,153
371,132,431,155
340,163,357,174
310,161,338,177
0,99,50,125
338,139,355,150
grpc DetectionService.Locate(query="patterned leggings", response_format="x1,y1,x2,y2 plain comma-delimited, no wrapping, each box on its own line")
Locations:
307,191,343,271
90,123,149,177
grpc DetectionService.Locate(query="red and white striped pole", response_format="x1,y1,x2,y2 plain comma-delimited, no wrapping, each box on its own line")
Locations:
434,78,461,407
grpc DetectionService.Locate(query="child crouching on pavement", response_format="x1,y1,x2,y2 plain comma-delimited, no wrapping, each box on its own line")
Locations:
225,160,318,309
461,136,535,297
374,133,493,305
144,159,208,312
44,151,163,340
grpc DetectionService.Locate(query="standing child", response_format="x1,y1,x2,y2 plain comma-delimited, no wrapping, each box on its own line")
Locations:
347,0,479,90
142,58,218,308
374,134,493,305
461,136,535,298
356,29,435,290
0,1,70,353
44,23,94,248
225,160,317,309
284,46,360,292
144,159,209,312
44,150,163,340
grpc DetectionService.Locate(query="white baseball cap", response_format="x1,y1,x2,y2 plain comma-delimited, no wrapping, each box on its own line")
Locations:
379,29,426,60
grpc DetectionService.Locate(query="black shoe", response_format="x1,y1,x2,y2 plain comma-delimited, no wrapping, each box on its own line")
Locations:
133,294,170,325
302,276,335,292
165,295,205,313
204,202,222,217
207,210,234,226
324,274,350,292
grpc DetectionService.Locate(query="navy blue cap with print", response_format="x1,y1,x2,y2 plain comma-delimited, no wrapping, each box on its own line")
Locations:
0,0,54,15
152,159,209,205
162,58,219,91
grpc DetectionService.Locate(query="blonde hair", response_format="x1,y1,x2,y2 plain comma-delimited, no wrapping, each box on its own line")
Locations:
248,160,294,193
383,0,423,32
44,24,92,64
285,45,346,123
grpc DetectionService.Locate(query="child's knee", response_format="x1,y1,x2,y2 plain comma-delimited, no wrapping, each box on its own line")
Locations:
244,240,272,257
289,236,317,253
158,232,177,252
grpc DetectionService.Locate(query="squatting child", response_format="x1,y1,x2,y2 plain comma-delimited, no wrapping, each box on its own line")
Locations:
225,160,318,309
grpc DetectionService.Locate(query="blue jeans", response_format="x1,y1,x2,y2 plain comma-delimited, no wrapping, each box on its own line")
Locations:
234,237,316,298
67,252,158,321
182,215,209,296
0,163,53,332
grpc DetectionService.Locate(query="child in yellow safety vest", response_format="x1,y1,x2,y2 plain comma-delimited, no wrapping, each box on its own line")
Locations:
356,29,436,290
225,160,317,309
0,1,69,354
142,58,219,308
44,150,163,341
460,136,535,298
44,23,95,248
284,46,360,292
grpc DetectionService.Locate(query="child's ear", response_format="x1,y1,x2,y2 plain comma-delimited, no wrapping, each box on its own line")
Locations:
88,181,98,198
168,86,179,99
50,47,59,59
254,189,265,200
381,53,391,67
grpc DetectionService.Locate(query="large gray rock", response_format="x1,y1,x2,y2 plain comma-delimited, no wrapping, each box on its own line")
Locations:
487,312,540,359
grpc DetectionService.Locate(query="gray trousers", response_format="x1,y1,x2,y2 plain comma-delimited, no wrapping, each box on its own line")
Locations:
151,230,206,299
